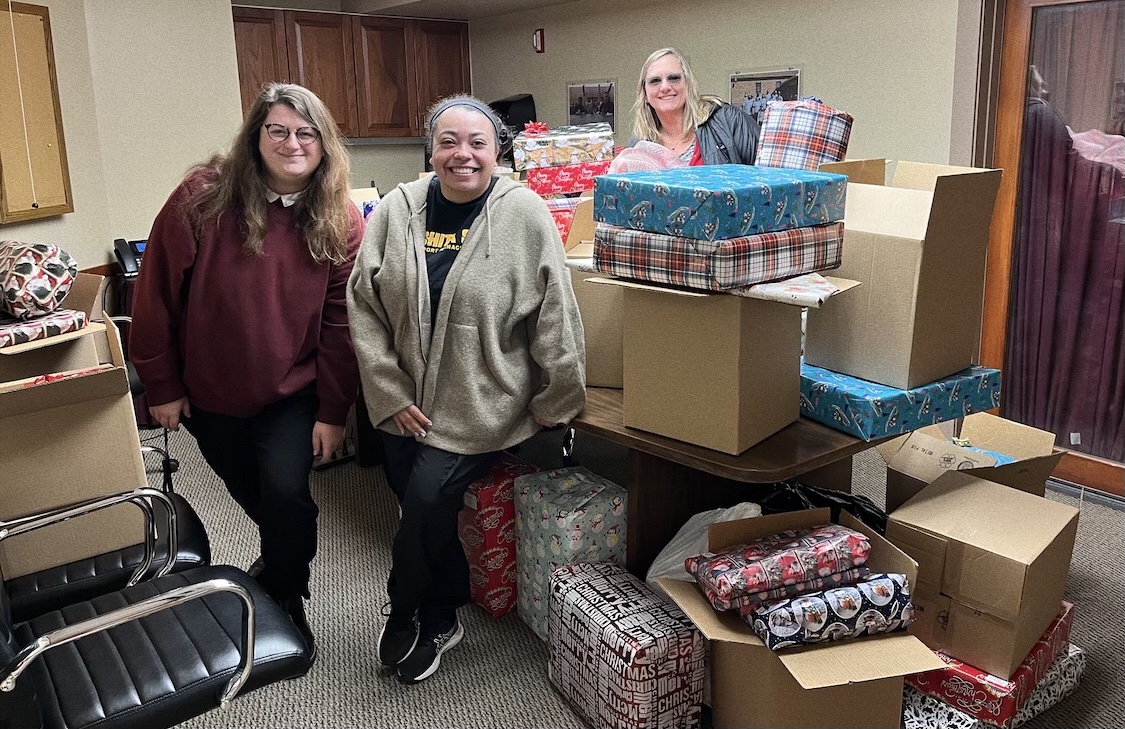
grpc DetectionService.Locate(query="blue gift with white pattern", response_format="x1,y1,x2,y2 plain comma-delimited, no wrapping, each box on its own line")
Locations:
800,363,1002,441
593,164,847,241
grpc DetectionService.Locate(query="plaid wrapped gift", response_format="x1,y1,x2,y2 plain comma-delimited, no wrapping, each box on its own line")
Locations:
0,308,87,349
755,99,854,171
513,122,615,171
527,160,612,195
593,220,842,291
593,165,847,240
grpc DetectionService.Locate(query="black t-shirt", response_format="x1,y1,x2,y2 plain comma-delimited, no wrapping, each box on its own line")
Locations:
424,176,497,327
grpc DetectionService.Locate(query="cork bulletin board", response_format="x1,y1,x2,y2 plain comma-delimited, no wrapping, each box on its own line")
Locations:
0,2,72,224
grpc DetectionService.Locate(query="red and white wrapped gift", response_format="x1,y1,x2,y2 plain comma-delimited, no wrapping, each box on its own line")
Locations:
458,455,540,617
526,160,612,196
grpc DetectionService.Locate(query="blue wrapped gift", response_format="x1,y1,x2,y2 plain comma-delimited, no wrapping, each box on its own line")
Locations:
800,363,1002,441
593,164,847,241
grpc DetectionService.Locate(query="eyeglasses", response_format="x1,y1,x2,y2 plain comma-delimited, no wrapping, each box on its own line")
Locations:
645,73,685,88
263,123,321,145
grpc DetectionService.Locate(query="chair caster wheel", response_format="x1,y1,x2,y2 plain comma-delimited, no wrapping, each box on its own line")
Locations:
168,459,180,473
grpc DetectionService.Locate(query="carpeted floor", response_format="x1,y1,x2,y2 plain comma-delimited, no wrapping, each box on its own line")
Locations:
162,427,1123,729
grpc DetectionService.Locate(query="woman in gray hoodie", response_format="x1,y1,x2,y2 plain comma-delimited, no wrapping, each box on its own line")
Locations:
347,95,586,685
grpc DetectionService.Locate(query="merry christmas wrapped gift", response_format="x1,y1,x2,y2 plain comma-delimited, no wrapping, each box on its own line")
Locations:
905,602,1074,728
514,467,627,641
458,455,540,617
527,160,612,195
513,122,615,170
593,220,843,292
593,164,846,241
544,196,590,243
549,562,705,729
800,363,1002,441
903,642,1086,729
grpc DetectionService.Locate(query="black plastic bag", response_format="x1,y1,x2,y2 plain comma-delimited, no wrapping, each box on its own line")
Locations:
757,480,888,535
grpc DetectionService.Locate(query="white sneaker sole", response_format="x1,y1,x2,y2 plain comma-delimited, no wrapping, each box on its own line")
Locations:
410,622,464,683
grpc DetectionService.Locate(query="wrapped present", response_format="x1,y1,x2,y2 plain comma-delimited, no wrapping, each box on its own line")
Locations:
755,99,854,171
730,567,870,616
903,642,1086,729
747,572,916,651
0,241,79,320
549,562,705,729
593,220,843,292
514,467,627,641
686,523,871,611
527,160,612,195
0,309,87,349
906,603,1074,728
459,455,540,617
800,363,1002,441
513,122,615,171
593,164,846,241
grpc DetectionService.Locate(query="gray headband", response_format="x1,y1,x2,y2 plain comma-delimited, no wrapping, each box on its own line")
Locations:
427,97,502,148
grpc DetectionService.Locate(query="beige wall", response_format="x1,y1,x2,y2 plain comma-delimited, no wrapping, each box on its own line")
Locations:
471,0,962,164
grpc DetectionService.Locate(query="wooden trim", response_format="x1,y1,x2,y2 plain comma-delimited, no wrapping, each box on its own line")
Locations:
1054,451,1124,497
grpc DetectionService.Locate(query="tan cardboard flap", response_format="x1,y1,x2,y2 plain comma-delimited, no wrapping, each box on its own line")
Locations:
658,577,765,646
708,508,832,551
565,199,595,250
960,412,1057,459
875,433,910,463
565,242,595,259
892,161,997,192
968,453,1063,495
0,366,127,418
888,430,998,482
0,321,107,356
62,272,107,318
587,276,712,298
778,632,946,689
821,276,862,295
820,159,888,186
842,184,933,239
884,521,948,588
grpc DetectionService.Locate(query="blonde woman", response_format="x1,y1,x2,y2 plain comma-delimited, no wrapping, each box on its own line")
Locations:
130,83,365,665
631,47,760,165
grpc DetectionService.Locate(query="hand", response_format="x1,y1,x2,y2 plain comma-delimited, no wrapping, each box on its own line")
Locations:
312,421,346,458
392,404,432,439
150,397,191,431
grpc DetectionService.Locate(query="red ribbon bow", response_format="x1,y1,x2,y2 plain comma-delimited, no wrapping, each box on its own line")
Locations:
523,121,550,136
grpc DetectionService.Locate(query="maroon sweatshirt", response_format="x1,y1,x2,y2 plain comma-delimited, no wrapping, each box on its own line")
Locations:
129,172,364,425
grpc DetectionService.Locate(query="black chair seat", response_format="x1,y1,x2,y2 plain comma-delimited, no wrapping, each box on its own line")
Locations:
11,566,311,729
5,493,210,623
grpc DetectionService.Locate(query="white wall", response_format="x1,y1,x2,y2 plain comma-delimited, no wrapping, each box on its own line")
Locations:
471,0,962,164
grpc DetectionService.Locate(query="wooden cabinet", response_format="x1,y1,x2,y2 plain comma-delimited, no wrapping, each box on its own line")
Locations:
231,6,470,139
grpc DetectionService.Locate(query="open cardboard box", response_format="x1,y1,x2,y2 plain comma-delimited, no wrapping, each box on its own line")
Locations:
564,200,622,387
886,471,1078,678
563,198,595,259
876,412,1063,512
589,276,858,455
0,275,146,578
661,508,945,728
805,160,1002,389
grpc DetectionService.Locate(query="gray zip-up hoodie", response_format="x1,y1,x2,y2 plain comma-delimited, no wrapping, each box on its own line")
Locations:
346,174,586,455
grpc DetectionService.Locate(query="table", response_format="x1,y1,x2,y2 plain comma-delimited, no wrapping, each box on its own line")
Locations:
571,387,887,576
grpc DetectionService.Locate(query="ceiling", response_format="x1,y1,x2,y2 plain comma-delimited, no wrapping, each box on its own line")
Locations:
339,0,579,20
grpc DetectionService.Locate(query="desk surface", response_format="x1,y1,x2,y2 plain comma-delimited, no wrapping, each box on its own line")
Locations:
572,387,883,482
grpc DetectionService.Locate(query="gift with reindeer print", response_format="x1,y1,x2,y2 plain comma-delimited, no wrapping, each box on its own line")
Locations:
592,164,846,241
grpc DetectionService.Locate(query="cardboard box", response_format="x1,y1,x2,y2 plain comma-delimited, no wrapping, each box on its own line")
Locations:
805,160,1002,389
877,413,1063,513
886,472,1078,678
592,277,856,455
563,198,596,259
799,362,1001,442
0,307,146,578
906,602,1073,728
661,508,945,729
565,204,622,388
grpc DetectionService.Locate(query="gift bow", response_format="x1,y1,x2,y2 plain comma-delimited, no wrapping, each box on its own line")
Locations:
523,121,550,136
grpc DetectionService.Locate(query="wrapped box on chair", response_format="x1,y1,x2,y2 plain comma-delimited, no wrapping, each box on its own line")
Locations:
593,221,843,291
513,122,615,170
593,165,846,240
549,562,705,729
799,362,1001,441
514,467,627,641
459,455,540,617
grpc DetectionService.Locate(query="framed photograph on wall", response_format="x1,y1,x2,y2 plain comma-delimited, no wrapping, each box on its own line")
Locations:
730,69,800,125
568,80,616,130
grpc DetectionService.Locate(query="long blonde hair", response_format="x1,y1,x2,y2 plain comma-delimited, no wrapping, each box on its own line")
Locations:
185,83,353,264
631,47,722,143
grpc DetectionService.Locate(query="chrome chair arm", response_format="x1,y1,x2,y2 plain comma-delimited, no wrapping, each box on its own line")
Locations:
0,487,179,584
0,577,256,707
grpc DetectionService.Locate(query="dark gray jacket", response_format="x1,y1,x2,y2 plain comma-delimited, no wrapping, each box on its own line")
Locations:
696,102,760,165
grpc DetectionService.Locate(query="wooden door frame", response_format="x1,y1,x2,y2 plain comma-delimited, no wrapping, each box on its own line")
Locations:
985,0,1123,495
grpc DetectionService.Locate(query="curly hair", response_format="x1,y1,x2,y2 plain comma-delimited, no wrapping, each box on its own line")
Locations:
184,83,353,264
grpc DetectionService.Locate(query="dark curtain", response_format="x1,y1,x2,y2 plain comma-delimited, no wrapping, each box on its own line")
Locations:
1005,98,1125,461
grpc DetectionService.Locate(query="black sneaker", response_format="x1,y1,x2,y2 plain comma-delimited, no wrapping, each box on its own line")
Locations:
277,596,317,667
396,616,463,684
377,604,418,666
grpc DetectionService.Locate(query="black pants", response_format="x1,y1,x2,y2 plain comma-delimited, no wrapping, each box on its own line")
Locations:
381,433,500,623
183,389,318,599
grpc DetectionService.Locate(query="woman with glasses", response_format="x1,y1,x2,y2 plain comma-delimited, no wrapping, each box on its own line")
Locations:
129,82,364,667
631,47,760,165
